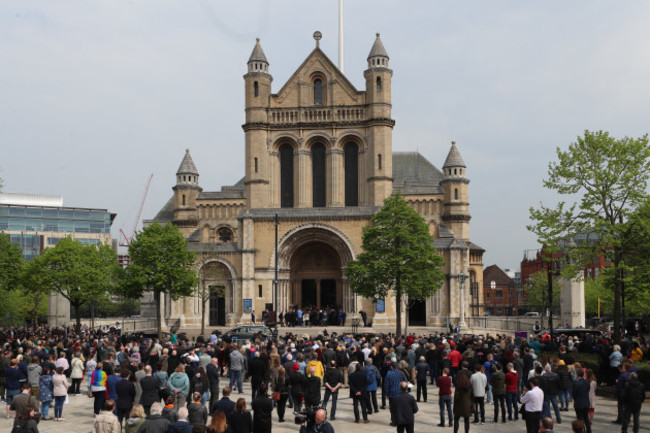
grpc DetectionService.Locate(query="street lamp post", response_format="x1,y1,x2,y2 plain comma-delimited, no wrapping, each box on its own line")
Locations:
458,272,467,328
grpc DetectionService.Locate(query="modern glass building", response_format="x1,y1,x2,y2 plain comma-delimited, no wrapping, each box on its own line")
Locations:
0,193,115,260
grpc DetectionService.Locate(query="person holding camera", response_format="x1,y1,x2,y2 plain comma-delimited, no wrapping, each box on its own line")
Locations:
299,408,333,433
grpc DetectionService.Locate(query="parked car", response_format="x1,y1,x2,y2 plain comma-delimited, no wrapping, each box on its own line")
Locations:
522,312,541,318
222,324,273,343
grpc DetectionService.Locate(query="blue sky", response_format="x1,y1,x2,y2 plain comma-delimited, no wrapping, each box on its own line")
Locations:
2,1,650,270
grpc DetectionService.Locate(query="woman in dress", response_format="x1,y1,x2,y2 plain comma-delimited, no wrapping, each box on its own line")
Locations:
586,369,597,422
229,398,253,433
52,366,69,421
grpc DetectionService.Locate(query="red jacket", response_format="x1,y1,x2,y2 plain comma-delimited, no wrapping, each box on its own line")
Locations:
447,350,462,368
505,371,519,393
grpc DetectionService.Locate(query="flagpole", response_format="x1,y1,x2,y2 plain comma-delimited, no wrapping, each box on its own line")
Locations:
338,0,344,73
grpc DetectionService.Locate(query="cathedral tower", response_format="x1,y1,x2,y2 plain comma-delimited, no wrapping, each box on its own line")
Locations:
364,33,394,205
173,149,202,226
243,38,272,208
441,142,470,239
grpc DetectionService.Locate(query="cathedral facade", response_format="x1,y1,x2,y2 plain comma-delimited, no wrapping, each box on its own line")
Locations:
147,33,484,329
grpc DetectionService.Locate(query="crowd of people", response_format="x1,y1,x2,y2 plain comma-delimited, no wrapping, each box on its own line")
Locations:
0,323,648,433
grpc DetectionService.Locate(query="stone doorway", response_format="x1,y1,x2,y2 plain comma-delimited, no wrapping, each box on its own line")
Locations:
408,299,427,326
292,242,342,308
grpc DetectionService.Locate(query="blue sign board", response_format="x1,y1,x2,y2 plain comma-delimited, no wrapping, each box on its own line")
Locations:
243,298,253,314
375,299,385,313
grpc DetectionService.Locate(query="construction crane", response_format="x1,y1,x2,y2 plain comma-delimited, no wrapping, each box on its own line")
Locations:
120,174,154,247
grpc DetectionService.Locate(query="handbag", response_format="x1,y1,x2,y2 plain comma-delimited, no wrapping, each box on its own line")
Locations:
519,403,526,420
87,388,93,398
271,391,281,401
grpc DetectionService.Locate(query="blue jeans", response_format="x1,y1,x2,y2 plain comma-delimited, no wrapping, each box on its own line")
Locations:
486,383,493,404
229,369,243,393
439,395,452,425
322,388,338,418
6,389,20,406
559,389,571,409
506,392,519,420
40,400,51,418
542,394,561,422
54,395,66,418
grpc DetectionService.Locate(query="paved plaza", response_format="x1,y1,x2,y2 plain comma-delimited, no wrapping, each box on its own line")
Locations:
2,379,647,433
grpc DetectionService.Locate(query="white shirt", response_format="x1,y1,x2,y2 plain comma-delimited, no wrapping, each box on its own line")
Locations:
521,386,544,412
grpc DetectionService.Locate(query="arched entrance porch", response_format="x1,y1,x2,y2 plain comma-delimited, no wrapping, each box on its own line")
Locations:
275,225,356,315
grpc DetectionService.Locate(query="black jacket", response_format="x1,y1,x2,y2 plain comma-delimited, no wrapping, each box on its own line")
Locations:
323,367,343,388
140,375,161,406
393,391,418,425
289,371,306,396
349,369,368,398
305,375,322,406
251,395,272,433
249,358,267,383
572,378,590,409
621,377,646,410
211,397,235,421
136,414,171,433
229,410,253,433
116,379,137,409
540,372,560,396
206,364,220,390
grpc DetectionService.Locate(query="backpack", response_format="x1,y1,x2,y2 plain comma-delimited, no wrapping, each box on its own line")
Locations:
193,374,204,392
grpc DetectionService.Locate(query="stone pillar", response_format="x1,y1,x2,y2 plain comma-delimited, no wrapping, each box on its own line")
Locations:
240,215,256,323
560,274,585,328
296,149,311,207
329,148,344,206
47,294,70,328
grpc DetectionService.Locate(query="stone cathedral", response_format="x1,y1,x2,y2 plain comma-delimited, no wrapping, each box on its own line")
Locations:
147,33,485,329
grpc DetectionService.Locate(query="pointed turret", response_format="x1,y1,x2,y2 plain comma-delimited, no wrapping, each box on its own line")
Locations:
176,149,199,186
367,33,389,69
247,38,269,74
173,149,201,226
443,141,466,175
441,141,470,239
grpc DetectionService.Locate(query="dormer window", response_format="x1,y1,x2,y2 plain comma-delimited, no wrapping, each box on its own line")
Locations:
314,79,323,105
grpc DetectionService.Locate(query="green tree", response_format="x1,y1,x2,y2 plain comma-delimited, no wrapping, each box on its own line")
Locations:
528,130,650,341
345,192,445,336
0,233,23,292
39,238,120,333
18,256,50,326
525,270,560,320
126,223,198,338
0,234,24,323
584,275,612,317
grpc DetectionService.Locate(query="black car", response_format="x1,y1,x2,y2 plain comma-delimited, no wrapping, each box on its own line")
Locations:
223,325,273,343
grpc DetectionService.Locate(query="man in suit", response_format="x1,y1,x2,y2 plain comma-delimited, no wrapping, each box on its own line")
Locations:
140,365,161,415
206,357,221,410
115,369,136,425
572,369,591,433
392,381,419,433
211,386,236,421
349,363,369,423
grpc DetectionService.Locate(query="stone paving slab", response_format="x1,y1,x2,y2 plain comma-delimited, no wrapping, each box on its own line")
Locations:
2,379,647,433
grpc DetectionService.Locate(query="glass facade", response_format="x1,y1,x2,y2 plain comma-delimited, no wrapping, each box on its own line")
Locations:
0,205,111,234
1,204,112,260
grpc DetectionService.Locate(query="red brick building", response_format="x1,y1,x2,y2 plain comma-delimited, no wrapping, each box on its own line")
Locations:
483,264,518,316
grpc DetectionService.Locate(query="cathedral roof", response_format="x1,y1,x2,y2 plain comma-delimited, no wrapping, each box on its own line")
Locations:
248,38,268,64
442,142,466,168
197,177,245,200
367,33,389,60
176,149,199,175
147,197,174,224
392,152,443,194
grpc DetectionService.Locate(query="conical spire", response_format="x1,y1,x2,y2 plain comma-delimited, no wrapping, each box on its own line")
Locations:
248,38,268,64
176,149,199,176
443,141,466,169
367,33,389,68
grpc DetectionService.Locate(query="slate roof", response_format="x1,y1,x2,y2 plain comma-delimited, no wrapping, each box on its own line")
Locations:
248,38,268,64
368,33,389,59
147,197,174,224
197,177,245,200
176,149,199,175
392,152,443,194
483,264,516,286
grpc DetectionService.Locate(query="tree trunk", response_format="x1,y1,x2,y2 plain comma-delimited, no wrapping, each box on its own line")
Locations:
395,286,402,337
613,264,622,343
74,303,81,335
155,291,162,340
200,290,206,337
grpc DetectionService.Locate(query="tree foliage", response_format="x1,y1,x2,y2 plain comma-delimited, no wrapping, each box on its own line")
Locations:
345,192,445,336
38,238,120,333
528,130,650,340
525,270,560,317
0,233,24,292
126,223,198,338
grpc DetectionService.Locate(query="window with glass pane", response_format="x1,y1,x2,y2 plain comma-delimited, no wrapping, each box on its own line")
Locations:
312,143,326,207
313,79,323,105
